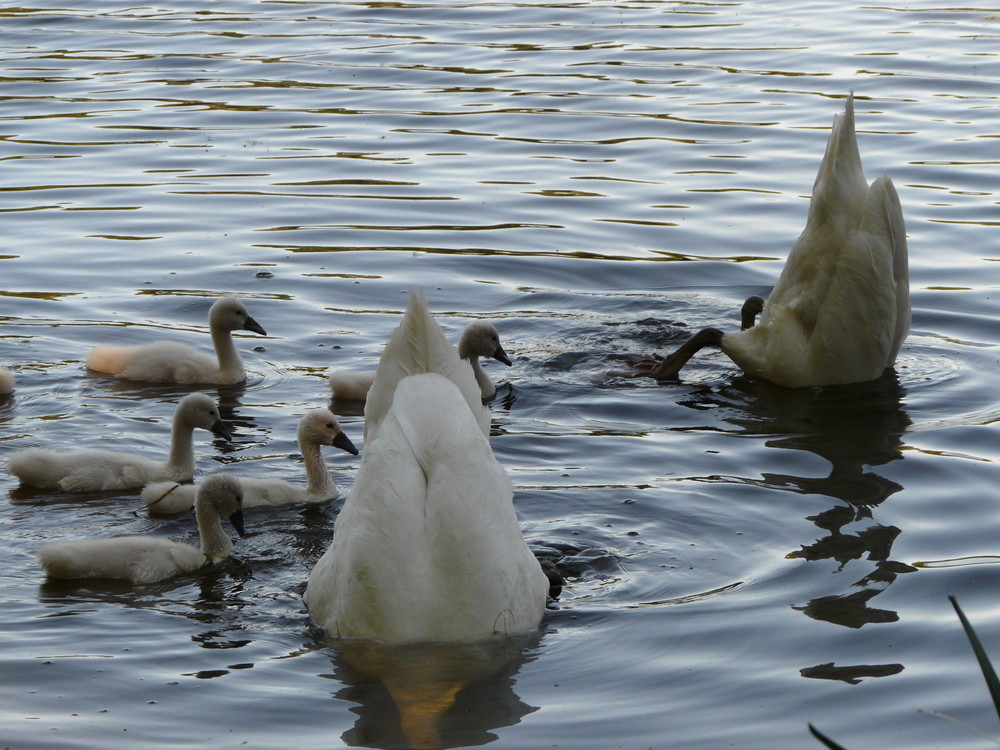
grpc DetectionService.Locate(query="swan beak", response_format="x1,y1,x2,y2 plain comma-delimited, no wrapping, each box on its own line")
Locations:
493,345,513,367
229,509,247,538
333,431,359,456
244,316,267,337
211,420,233,442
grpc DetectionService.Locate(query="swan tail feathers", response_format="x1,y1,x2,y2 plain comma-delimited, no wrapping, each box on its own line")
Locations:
7,449,63,489
865,174,910,363
365,291,487,441
807,93,868,227
141,482,196,514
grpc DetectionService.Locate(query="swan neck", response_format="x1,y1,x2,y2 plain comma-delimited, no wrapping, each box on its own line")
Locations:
301,439,335,496
196,500,234,560
166,416,196,477
467,356,493,397
211,326,244,378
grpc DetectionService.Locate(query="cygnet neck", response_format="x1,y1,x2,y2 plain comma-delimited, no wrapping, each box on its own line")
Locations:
195,497,234,561
301,436,336,498
211,324,245,381
166,411,197,478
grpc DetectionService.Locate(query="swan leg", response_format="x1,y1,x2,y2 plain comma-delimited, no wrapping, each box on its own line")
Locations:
626,327,724,380
740,296,765,330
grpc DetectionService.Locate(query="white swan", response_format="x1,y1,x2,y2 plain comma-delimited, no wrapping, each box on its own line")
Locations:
329,321,512,402
0,365,13,394
629,94,909,388
86,295,267,385
362,291,490,443
38,473,246,583
305,373,548,642
6,392,232,491
141,408,359,513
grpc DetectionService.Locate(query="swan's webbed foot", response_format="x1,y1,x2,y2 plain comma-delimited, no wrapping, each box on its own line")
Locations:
740,296,764,330
626,327,724,380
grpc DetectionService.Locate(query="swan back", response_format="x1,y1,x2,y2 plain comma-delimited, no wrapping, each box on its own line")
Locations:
306,373,548,642
721,94,909,387
363,291,489,442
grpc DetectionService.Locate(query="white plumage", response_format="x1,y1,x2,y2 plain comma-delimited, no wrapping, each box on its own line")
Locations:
305,374,548,642
630,94,909,388
141,408,359,514
6,392,231,491
362,291,490,443
38,473,246,583
329,320,512,402
86,295,266,385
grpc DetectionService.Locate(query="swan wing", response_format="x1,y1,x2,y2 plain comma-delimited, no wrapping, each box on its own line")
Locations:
364,291,488,442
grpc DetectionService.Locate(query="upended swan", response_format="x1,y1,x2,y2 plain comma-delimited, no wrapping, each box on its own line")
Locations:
6,392,232,492
305,373,549,642
141,408,359,514
86,295,267,385
0,365,13,394
38,473,246,583
628,94,909,388
330,320,513,402
362,291,491,443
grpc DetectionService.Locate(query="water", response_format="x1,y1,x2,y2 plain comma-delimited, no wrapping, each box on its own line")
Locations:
2,1,1000,748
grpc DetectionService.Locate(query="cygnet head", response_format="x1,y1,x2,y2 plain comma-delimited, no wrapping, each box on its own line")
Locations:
177,392,233,441
196,472,246,538
209,295,267,336
458,322,512,366
299,408,359,456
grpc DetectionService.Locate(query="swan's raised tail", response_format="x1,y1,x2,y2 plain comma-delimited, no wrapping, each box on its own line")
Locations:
86,345,134,375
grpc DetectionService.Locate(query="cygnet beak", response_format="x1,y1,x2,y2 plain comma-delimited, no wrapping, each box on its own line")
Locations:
333,431,359,456
211,420,233,441
229,509,247,538
244,316,267,336
493,345,513,367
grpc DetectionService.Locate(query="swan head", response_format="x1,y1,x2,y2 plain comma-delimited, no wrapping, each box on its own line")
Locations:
458,322,512,366
177,392,233,441
196,472,246,538
209,295,267,337
299,408,359,456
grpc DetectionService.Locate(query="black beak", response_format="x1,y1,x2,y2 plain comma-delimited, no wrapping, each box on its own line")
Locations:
333,430,359,456
211,420,233,441
244,316,267,336
229,509,247,539
493,344,513,367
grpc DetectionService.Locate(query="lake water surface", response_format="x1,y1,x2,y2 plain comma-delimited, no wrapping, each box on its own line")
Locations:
2,2,1000,748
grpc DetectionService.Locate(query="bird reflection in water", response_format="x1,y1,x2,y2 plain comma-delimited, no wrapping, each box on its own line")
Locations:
320,633,540,749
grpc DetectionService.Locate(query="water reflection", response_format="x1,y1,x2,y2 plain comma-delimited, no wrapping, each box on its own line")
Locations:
686,372,916,635
320,635,540,749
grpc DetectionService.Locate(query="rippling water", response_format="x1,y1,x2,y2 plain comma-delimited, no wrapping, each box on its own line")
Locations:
3,1,1000,748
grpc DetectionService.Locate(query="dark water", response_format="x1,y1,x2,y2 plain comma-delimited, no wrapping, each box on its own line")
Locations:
3,1,1000,748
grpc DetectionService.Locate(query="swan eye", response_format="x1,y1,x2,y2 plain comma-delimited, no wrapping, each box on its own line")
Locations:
326,423,335,429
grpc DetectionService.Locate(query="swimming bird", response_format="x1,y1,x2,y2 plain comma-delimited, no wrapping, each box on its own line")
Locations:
6,392,232,491
628,94,909,388
141,408,359,514
38,473,246,583
86,295,266,385
329,321,512,402
305,373,548,642
0,365,13,394
362,291,490,443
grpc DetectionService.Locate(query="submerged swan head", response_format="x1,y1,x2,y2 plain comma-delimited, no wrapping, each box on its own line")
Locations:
209,295,267,336
299,408,359,455
457,322,512,366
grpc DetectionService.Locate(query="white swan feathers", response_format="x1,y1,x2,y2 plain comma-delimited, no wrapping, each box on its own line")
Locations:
330,320,512,402
305,373,548,643
362,290,490,443
0,365,13,394
86,295,266,385
38,473,246,583
141,408,359,514
631,95,909,388
7,392,231,492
